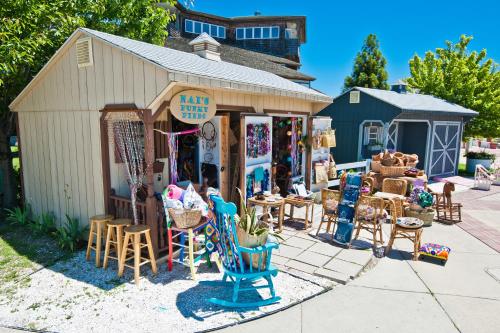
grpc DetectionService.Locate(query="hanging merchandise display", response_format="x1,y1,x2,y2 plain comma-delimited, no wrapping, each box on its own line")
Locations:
201,121,217,163
290,118,299,177
314,162,328,184
328,154,337,179
246,123,271,158
321,127,337,148
246,168,270,198
333,172,363,246
112,115,145,225
312,129,322,150
154,127,200,184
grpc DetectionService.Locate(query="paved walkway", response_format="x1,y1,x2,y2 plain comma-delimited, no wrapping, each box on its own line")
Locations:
272,205,374,284
219,186,500,333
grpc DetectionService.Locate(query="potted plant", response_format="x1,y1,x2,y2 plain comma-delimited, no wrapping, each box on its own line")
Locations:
465,150,495,173
366,141,383,152
406,186,434,226
236,189,281,269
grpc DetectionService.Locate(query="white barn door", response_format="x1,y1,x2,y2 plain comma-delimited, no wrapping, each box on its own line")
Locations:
429,122,461,176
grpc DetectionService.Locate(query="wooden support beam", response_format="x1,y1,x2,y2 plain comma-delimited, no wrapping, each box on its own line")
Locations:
100,111,112,214
142,109,159,256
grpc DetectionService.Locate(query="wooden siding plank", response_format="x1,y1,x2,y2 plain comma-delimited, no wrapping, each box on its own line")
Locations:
122,53,134,104
61,49,73,112
102,44,115,104
31,113,44,214
47,112,62,220
93,40,105,109
155,68,168,96
54,60,68,111
73,112,90,224
60,113,75,216
68,43,80,111
81,112,95,219
18,114,31,207
132,58,145,107
53,112,66,223
112,47,124,103
86,62,97,111
144,63,156,106
89,112,104,214
78,66,89,110
40,113,54,215
68,112,83,220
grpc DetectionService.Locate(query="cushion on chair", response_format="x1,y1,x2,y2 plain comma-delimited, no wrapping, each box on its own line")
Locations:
324,199,339,214
419,243,451,260
357,205,388,224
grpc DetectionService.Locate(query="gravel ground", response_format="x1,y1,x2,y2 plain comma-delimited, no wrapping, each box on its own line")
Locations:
0,251,332,333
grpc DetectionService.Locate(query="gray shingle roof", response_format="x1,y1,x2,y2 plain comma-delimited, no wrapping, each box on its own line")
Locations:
165,36,315,81
80,28,330,102
355,87,478,116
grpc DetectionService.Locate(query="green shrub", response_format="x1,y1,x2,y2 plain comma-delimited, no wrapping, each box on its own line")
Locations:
464,151,495,160
31,212,57,235
54,215,88,252
4,205,31,226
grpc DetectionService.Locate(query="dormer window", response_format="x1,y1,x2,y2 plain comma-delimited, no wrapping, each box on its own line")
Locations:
185,19,226,39
236,26,279,40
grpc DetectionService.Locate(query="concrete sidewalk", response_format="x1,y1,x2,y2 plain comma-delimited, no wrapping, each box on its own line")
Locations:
219,189,500,333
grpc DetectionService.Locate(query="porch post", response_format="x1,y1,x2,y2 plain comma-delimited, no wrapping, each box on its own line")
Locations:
143,109,159,255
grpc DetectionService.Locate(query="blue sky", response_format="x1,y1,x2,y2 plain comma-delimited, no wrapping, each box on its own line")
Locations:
187,0,499,97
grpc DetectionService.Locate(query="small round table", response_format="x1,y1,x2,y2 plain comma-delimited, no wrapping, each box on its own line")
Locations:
386,217,424,261
284,196,315,229
247,196,285,232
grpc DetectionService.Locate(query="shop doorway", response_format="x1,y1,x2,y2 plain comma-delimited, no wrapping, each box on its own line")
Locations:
171,118,199,185
272,116,306,196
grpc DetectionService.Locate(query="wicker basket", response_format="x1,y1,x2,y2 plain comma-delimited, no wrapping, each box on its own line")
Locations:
405,207,434,227
380,165,409,176
168,208,202,229
371,160,382,173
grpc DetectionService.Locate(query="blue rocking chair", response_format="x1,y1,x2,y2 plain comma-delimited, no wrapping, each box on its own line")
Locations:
208,195,281,308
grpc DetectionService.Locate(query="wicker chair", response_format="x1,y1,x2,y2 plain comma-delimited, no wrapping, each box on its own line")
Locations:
386,197,423,260
362,176,375,195
353,196,386,247
382,178,407,196
316,189,341,237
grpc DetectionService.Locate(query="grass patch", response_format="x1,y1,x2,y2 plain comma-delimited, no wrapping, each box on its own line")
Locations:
0,221,71,285
458,162,474,177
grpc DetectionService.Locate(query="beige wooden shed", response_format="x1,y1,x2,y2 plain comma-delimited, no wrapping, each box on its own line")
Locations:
10,28,332,254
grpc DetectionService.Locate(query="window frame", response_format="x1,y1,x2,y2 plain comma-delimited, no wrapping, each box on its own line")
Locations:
364,124,383,145
236,26,280,40
185,19,226,39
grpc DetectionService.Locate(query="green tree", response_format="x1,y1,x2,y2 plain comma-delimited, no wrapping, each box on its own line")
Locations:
407,35,500,138
0,0,176,208
343,34,389,91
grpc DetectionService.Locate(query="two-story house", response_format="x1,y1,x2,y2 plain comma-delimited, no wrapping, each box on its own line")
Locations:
163,3,315,87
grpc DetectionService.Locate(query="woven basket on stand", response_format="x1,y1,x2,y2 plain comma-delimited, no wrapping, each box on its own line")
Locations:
405,207,434,227
380,165,409,177
168,208,202,229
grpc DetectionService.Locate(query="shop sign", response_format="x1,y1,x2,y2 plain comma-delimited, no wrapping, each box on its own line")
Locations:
170,90,216,124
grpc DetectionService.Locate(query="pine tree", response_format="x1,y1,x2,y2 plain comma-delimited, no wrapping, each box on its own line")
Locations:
343,34,389,92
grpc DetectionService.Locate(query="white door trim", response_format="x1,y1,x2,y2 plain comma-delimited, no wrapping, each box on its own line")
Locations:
429,121,461,177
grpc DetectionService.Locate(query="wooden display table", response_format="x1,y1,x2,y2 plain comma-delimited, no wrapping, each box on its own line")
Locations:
248,196,285,232
283,196,315,230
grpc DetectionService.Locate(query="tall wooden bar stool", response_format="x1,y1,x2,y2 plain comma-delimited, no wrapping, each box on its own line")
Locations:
103,218,132,269
86,214,113,267
118,225,157,285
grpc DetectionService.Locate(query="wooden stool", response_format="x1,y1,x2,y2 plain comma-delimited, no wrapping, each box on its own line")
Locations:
118,225,157,285
386,217,424,261
86,214,113,267
103,218,132,269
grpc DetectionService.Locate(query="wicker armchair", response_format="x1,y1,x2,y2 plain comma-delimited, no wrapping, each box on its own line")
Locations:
316,189,341,237
362,176,375,195
382,178,408,196
353,196,386,247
